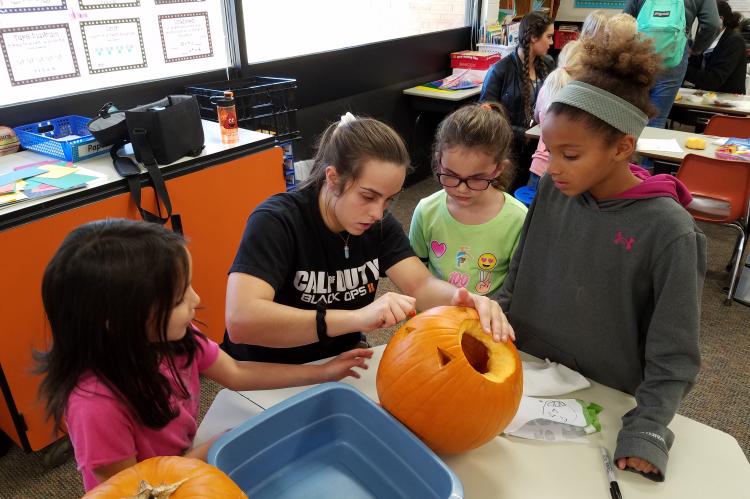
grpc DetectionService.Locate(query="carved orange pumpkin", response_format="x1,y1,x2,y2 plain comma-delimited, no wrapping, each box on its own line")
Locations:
83,456,247,498
376,306,523,454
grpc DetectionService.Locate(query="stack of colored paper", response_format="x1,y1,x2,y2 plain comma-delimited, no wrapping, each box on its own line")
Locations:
0,160,103,208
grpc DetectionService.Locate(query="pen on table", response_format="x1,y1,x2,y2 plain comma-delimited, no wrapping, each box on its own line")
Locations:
600,446,623,499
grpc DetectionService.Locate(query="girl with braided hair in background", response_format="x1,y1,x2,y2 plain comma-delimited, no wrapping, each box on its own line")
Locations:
480,11,555,190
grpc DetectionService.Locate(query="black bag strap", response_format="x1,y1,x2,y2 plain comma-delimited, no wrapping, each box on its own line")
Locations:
110,133,183,234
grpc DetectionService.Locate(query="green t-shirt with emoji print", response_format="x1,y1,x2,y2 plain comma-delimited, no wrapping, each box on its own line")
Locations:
409,189,527,296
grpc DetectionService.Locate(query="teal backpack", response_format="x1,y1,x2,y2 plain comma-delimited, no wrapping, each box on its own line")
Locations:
636,0,688,68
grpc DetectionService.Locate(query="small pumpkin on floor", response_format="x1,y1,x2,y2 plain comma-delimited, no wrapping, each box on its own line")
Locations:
82,456,246,499
376,306,523,454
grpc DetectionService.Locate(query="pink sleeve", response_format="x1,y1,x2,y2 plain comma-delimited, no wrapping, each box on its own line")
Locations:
66,391,137,470
535,86,550,126
194,334,220,372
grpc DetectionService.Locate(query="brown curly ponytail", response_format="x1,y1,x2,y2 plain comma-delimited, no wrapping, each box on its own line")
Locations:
519,11,553,126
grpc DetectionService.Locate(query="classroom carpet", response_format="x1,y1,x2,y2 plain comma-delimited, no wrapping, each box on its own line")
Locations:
0,176,748,498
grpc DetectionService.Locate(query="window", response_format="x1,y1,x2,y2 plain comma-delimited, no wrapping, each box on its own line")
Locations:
0,0,230,107
242,0,470,64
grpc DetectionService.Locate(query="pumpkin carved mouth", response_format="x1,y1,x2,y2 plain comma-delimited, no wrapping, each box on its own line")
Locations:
461,332,489,374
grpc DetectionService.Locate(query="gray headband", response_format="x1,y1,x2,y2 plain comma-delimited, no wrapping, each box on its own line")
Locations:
550,81,648,137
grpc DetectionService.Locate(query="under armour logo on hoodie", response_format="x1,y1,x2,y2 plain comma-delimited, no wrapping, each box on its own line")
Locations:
614,231,636,251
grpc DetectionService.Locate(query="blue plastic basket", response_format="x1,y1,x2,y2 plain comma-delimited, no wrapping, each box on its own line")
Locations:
13,115,110,162
208,383,463,499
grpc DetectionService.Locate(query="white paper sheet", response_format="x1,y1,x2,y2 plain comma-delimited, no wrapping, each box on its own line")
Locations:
637,138,684,153
504,397,599,443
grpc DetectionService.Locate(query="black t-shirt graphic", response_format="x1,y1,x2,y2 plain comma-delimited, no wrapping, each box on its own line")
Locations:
222,186,415,363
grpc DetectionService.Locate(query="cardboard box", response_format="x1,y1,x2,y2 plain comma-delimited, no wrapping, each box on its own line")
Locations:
451,50,501,70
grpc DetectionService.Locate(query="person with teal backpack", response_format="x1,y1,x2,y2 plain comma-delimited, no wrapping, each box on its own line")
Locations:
625,0,720,129
636,0,688,68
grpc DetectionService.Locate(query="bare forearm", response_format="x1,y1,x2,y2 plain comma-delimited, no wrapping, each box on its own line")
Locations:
224,361,329,391
412,277,457,311
226,299,357,347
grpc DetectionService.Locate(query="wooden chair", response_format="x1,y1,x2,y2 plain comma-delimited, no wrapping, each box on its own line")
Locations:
704,115,750,138
677,154,750,304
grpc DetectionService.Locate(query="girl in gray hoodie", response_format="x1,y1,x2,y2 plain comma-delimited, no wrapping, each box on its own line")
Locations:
497,29,706,481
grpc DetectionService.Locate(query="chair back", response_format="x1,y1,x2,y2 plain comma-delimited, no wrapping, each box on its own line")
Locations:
676,154,750,224
704,115,750,138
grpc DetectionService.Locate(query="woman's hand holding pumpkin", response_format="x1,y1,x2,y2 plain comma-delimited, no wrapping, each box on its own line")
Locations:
320,348,373,381
356,292,417,332
450,287,515,343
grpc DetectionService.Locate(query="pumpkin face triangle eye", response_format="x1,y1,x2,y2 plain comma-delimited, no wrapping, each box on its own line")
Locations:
437,347,455,367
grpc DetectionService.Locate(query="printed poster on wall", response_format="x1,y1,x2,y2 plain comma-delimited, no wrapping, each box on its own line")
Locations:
0,0,66,13
78,0,138,10
158,12,213,63
80,18,146,73
0,24,80,86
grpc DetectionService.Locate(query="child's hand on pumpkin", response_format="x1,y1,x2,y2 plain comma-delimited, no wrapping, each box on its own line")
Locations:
617,456,660,476
450,287,515,343
321,348,373,381
357,292,417,331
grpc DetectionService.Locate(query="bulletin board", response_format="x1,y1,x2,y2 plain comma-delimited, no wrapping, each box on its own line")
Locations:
0,0,228,107
573,0,626,9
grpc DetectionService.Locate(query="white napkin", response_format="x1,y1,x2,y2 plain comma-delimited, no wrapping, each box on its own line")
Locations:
522,358,590,396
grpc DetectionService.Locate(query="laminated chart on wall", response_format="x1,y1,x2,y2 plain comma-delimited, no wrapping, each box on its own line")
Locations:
573,0,626,8
0,0,230,107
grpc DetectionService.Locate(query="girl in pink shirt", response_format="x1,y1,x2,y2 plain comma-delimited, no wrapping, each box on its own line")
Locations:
36,219,372,491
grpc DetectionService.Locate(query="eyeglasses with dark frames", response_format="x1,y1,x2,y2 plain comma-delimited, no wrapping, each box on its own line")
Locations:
436,173,494,191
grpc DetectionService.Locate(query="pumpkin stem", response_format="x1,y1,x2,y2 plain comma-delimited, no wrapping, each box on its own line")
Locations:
128,477,190,499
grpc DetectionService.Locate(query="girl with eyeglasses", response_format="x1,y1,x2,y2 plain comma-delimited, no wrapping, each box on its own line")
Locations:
409,102,527,296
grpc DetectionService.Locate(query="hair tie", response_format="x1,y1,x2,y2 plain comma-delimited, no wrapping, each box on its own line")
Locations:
480,103,493,111
338,112,357,128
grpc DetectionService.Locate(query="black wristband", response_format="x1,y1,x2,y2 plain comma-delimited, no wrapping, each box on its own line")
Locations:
316,302,329,344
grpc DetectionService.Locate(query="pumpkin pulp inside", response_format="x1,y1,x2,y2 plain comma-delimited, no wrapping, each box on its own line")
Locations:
459,321,516,383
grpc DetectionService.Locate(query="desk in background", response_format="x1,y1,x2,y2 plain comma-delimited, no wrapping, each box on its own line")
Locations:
0,122,285,453
402,85,481,113
525,124,724,164
673,87,750,117
196,345,749,499
402,85,481,176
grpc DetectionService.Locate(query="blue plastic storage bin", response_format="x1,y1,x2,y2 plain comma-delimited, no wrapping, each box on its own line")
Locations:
13,115,109,162
208,383,463,499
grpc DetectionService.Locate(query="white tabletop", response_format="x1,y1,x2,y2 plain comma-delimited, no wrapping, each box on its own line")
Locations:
525,124,726,163
196,345,749,499
403,85,481,102
674,87,750,116
0,121,273,220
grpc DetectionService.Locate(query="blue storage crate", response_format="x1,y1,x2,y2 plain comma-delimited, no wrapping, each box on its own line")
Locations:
208,383,463,499
13,115,110,162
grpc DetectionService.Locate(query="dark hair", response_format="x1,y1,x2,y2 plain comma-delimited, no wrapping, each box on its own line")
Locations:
547,30,661,142
36,219,201,431
433,102,516,191
300,116,411,193
519,11,554,126
718,1,741,30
